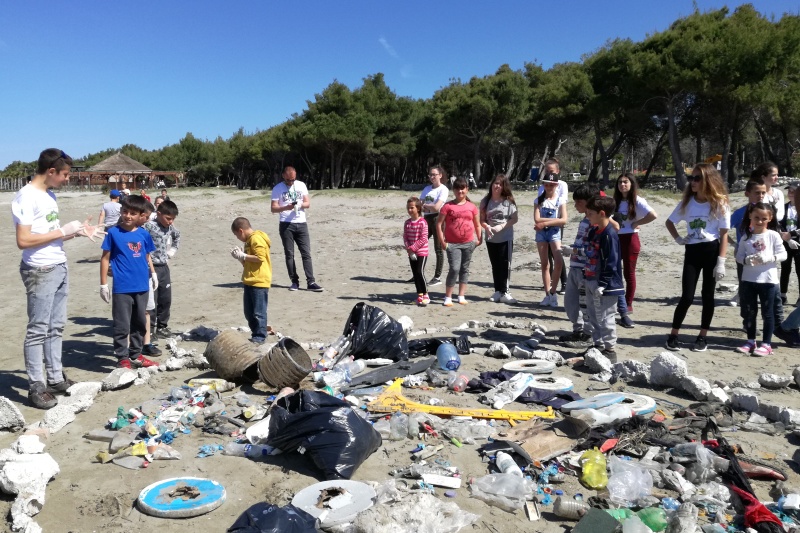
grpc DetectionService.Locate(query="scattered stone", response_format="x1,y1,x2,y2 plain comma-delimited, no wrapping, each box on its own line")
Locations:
101,369,137,391
485,343,511,359
526,350,564,365
780,408,800,426
425,327,443,335
0,451,60,533
716,283,737,293
612,360,650,384
590,371,614,383
494,320,517,328
708,387,730,404
57,394,93,414
467,320,482,328
409,330,427,337
793,366,800,388
0,397,25,431
583,348,612,374
511,345,534,359
11,436,45,455
731,378,749,389
41,405,77,434
747,382,762,390
110,429,138,454
680,376,711,401
518,338,540,350
133,368,152,386
64,382,102,399
397,316,413,335
649,352,689,387
165,357,186,371
759,373,793,390
758,402,785,422
731,388,760,413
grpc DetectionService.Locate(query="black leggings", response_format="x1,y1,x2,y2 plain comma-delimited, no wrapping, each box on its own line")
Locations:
424,213,444,279
780,247,800,294
486,240,513,293
671,240,719,331
409,256,428,295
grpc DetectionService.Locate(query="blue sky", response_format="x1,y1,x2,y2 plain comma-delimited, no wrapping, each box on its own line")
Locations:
0,1,797,169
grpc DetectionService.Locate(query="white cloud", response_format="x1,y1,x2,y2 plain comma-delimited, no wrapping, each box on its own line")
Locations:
378,37,399,59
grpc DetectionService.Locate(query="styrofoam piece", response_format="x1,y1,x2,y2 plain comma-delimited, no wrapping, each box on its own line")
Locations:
12,436,45,455
137,477,225,518
421,474,462,489
529,376,573,392
502,360,556,374
292,480,376,527
245,415,272,445
562,393,625,413
619,393,657,415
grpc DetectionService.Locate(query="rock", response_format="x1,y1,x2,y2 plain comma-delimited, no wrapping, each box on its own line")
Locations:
101,369,137,391
731,388,760,413
109,429,138,454
397,316,413,335
716,283,738,293
511,345,533,359
780,408,800,426
518,338,540,350
0,397,25,431
495,320,516,328
590,371,614,383
11,436,45,455
794,366,800,388
649,352,689,387
467,320,482,328
0,450,59,498
41,405,77,434
528,350,564,365
583,348,612,373
708,387,730,404
680,376,712,401
165,357,186,371
612,360,650,384
57,394,93,414
65,382,102,399
747,382,762,390
485,343,512,359
758,402,785,422
759,373,793,390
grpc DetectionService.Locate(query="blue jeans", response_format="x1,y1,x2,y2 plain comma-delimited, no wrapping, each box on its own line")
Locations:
20,262,68,386
243,285,269,341
739,281,779,344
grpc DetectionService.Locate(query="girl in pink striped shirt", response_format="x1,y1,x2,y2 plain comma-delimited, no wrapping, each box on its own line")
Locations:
404,197,430,305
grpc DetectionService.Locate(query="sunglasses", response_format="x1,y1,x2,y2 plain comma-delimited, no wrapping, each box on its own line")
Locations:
428,173,440,178
689,175,702,182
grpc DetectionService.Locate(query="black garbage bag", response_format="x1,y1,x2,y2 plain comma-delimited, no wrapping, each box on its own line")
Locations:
343,302,408,361
266,390,382,480
407,335,471,358
227,503,317,533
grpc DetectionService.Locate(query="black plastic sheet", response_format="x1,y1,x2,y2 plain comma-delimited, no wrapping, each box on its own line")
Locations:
343,302,408,361
407,335,471,358
227,503,317,533
266,390,382,480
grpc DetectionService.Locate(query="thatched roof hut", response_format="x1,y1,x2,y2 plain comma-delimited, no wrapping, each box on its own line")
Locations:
80,152,183,187
86,152,152,175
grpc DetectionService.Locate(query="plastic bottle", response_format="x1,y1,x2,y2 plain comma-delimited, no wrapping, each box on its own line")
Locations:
622,515,651,533
606,508,635,521
427,367,449,387
553,497,590,520
637,507,667,532
447,371,469,392
319,335,349,369
436,343,461,371
222,442,275,458
187,378,237,392
494,451,523,477
579,448,608,489
321,359,366,387
389,412,409,440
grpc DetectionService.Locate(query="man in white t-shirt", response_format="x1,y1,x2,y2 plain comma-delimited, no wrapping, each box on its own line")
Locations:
12,149,103,409
270,166,323,292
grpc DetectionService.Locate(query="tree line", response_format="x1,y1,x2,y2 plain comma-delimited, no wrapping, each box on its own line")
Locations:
3,5,800,192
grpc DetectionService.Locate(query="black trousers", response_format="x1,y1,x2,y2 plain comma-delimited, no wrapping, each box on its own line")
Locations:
409,256,428,295
424,213,444,279
149,264,172,328
486,240,513,293
112,291,148,359
780,246,800,294
671,241,719,331
279,222,316,284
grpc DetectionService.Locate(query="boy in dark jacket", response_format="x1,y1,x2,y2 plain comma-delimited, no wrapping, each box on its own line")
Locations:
584,195,624,362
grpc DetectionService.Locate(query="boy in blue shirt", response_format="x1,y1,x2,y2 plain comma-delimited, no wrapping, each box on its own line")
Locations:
99,195,160,369
584,195,625,362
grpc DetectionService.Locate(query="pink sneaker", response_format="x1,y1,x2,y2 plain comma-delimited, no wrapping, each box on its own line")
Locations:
735,341,755,354
753,344,773,357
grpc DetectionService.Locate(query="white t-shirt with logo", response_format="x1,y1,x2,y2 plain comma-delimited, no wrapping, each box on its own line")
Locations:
736,230,785,284
667,197,731,244
766,188,785,222
271,180,309,223
11,183,66,267
786,204,798,232
617,196,654,235
420,184,449,213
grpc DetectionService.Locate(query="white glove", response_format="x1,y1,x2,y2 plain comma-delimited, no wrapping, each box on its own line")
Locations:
596,286,605,297
490,223,506,234
714,257,726,281
150,272,159,291
230,247,246,261
674,235,688,246
100,284,110,304
167,247,178,258
789,240,800,250
59,220,83,237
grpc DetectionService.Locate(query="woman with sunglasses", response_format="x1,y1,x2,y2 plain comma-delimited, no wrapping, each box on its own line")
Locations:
665,164,731,352
420,166,449,286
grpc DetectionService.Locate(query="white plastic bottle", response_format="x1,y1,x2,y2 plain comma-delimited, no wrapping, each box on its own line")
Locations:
495,451,523,477
222,442,275,458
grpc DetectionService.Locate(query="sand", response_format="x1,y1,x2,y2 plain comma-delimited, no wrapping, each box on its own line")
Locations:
0,186,798,532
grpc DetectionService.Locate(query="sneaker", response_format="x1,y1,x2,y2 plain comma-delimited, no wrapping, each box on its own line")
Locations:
560,331,593,348
150,330,159,343
753,344,774,357
157,326,177,338
307,282,324,292
775,326,800,347
549,293,559,308
489,291,502,303
142,343,162,356
539,294,552,306
500,292,517,304
736,341,756,354
665,334,681,351
29,383,57,410
421,294,431,305
429,277,442,286
45,372,75,395
557,283,566,295
118,358,133,369
691,336,708,352
416,294,425,306
289,282,300,291
122,355,159,369
618,314,635,328
443,297,453,307
601,348,618,363
458,296,468,305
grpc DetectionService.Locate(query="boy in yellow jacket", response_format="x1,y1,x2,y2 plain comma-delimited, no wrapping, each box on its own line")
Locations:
230,217,271,343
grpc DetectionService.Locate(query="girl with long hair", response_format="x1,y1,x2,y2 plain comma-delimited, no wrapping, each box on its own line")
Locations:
479,174,519,303
534,173,568,307
420,166,449,285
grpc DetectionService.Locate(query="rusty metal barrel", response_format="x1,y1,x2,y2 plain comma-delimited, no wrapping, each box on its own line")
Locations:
203,330,263,383
257,337,312,389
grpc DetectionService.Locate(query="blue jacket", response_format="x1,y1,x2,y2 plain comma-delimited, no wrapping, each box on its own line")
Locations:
584,223,624,295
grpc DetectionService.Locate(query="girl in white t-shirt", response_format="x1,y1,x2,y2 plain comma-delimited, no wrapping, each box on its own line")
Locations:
735,203,787,356
664,164,731,353
420,166,450,285
753,161,784,222
612,173,658,319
